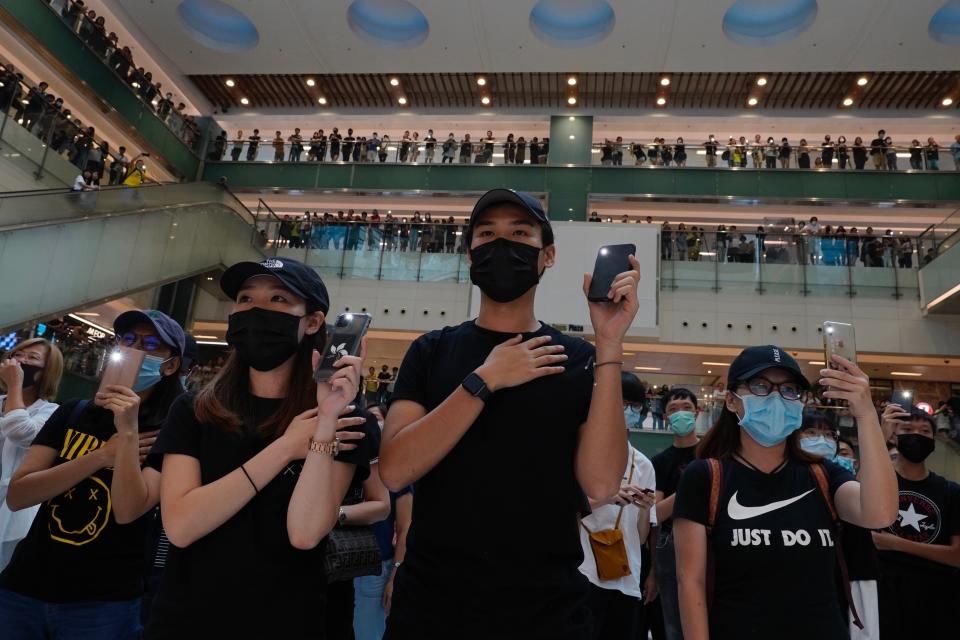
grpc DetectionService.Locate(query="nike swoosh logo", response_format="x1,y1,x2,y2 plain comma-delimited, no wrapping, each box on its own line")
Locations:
726,489,815,521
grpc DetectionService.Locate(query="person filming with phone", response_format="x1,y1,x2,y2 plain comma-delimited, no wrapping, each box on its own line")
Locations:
140,258,375,639
873,401,960,639
672,345,897,640
0,310,184,639
380,188,640,639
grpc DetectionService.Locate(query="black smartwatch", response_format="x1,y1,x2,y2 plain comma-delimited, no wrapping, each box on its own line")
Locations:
462,372,492,402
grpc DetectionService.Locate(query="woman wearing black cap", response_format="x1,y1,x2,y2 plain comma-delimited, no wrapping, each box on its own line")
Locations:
140,258,374,639
672,345,897,640
872,403,960,639
0,309,184,638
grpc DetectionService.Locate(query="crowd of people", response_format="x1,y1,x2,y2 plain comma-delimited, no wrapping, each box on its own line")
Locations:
48,0,200,147
0,188,957,640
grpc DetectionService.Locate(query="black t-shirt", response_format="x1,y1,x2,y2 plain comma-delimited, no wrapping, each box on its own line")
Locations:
652,444,697,527
879,470,960,575
0,400,157,603
388,320,595,631
674,458,856,640
143,393,375,639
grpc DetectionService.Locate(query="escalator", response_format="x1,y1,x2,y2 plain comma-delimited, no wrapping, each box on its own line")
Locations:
0,182,266,331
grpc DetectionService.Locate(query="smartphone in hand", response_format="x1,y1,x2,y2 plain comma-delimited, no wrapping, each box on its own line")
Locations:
823,321,856,369
98,346,145,393
314,312,372,382
891,389,914,409
587,244,636,302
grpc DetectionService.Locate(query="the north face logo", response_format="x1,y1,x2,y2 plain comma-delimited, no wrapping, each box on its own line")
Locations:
261,259,284,269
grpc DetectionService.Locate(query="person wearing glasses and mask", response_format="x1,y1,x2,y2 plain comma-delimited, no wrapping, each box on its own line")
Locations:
673,346,897,640
0,339,64,571
0,310,184,639
140,258,373,639
799,411,881,640
622,372,646,430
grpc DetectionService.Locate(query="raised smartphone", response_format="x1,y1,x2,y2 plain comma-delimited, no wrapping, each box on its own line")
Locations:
823,321,857,369
587,244,636,303
98,346,145,393
891,389,914,409
314,312,372,382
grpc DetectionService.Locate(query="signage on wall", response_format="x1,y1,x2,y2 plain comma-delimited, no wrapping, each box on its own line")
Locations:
0,332,17,351
85,326,108,340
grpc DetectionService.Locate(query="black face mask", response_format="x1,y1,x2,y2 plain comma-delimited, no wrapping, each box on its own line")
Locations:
20,364,43,390
469,238,543,303
896,433,935,463
226,308,303,372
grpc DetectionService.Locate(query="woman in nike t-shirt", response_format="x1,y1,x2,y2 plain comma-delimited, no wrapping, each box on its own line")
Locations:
672,345,897,640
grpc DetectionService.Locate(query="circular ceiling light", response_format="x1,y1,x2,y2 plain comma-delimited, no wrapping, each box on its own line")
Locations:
306,78,316,87
929,1,960,45
225,78,235,87
568,76,577,85
660,77,670,86
389,77,400,86
240,97,249,105
943,97,955,106
842,97,854,106
756,77,768,86
347,0,430,48
177,0,260,53
318,97,327,105
857,76,869,86
656,97,666,106
567,96,577,104
747,97,759,106
477,77,487,86
398,96,408,105
529,0,615,47
722,0,818,47
481,96,491,105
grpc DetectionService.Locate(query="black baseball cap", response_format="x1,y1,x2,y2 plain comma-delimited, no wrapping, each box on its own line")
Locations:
220,258,330,313
466,189,553,245
113,309,186,356
728,345,810,389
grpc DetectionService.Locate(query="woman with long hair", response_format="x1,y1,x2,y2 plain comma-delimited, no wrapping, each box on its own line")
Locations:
140,258,375,639
0,339,64,570
0,310,184,638
673,345,897,640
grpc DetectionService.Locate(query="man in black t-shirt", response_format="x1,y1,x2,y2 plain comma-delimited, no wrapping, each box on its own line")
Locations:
651,388,700,640
380,189,640,640
873,405,960,639
870,129,887,170
376,364,392,405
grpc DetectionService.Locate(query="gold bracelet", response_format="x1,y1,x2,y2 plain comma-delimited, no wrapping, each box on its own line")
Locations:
308,438,340,456
593,360,624,369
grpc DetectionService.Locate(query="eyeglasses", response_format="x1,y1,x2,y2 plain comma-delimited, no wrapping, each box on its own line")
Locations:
739,377,803,401
800,426,839,441
118,332,163,352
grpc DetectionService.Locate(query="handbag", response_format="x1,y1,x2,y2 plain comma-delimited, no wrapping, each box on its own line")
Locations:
324,524,383,582
581,454,636,582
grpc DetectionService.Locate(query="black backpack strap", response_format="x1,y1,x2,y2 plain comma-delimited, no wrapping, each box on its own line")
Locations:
809,463,864,631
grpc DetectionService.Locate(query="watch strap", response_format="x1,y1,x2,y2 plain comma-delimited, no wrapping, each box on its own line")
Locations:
309,438,340,456
462,372,491,402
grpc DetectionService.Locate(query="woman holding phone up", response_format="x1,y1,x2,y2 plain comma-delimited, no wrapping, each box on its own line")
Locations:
0,310,184,639
139,258,375,639
673,345,897,640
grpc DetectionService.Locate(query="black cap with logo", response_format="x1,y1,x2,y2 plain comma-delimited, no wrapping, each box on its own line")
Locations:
466,188,553,246
220,258,330,313
728,345,810,389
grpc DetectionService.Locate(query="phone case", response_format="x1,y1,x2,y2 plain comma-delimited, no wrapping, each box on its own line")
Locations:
823,321,857,369
587,244,636,302
891,390,913,407
314,313,372,382
98,346,146,393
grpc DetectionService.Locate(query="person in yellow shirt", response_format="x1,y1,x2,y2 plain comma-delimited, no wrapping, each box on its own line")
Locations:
122,155,158,187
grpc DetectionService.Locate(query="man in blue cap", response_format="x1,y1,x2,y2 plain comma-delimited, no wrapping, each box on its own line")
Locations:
380,189,641,639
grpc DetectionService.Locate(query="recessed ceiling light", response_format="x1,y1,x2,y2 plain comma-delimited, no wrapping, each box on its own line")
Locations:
660,77,670,86
808,361,826,366
842,97,854,106
634,366,662,371
567,96,577,105
240,97,249,105
225,79,235,87
857,77,869,86
481,96,491,105
656,97,666,106
306,78,316,87
476,77,487,86
891,371,923,377
389,77,400,86
707,370,712,374
398,96,407,105
568,116,575,120
567,76,577,86
702,361,729,366
943,97,954,106
318,97,327,105
747,97,758,106
75,312,100,317
756,77,767,86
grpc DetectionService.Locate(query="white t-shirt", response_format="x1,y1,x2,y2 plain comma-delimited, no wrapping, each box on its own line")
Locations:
72,174,87,191
578,445,657,596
